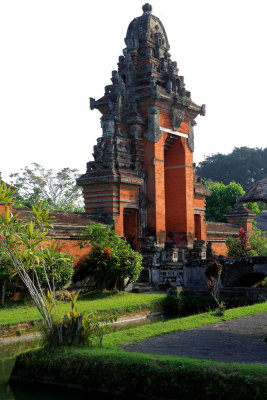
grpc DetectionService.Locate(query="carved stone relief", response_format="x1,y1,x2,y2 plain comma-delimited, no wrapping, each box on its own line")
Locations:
170,105,185,130
145,107,161,143
187,120,196,152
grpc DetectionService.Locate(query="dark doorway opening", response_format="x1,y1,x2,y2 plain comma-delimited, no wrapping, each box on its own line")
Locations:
123,208,139,250
194,214,201,240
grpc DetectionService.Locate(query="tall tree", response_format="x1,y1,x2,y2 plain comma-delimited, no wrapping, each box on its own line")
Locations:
10,163,84,212
197,147,267,190
205,181,260,222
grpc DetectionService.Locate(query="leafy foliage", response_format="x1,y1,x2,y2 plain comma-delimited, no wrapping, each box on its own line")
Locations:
197,147,267,190
78,222,143,290
0,184,117,346
15,333,267,400
37,247,74,289
249,224,267,256
0,249,14,305
10,163,84,212
0,183,56,330
42,291,117,347
205,181,259,222
163,295,264,316
226,225,267,257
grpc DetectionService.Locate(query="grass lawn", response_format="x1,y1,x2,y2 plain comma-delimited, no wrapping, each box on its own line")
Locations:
103,302,267,347
13,343,267,400
0,291,165,326
8,301,267,399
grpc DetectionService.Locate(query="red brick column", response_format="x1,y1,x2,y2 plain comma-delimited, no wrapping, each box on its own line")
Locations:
164,127,195,248
143,133,166,245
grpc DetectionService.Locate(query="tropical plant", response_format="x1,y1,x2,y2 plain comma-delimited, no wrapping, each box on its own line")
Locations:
226,225,267,257
0,184,116,346
0,183,55,332
78,222,143,290
42,291,117,347
0,249,14,305
249,224,267,256
37,244,74,289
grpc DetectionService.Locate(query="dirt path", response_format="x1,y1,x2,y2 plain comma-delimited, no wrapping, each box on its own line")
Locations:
124,313,267,364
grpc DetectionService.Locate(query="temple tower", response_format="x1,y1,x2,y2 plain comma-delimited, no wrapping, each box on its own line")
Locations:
77,4,209,256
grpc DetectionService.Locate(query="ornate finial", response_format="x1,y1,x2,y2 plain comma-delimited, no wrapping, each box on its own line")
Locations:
142,3,152,14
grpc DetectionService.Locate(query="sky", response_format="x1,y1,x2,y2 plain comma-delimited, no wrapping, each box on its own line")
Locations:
1,0,267,182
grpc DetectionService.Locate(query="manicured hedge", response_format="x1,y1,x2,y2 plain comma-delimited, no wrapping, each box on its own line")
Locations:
163,295,265,316
12,347,267,400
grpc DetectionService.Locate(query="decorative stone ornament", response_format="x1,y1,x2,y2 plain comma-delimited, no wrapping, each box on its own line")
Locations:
187,120,196,152
170,105,185,130
146,107,161,143
142,3,152,13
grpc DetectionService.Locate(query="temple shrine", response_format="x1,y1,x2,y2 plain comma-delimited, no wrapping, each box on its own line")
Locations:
0,5,258,292
77,4,209,260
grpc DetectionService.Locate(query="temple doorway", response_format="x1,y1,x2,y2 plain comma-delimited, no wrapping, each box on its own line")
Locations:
194,214,201,240
123,208,139,250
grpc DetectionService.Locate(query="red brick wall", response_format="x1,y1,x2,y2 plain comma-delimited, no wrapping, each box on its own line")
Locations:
210,242,228,257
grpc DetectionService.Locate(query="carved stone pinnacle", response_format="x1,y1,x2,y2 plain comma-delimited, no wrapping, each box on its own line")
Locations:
142,3,152,14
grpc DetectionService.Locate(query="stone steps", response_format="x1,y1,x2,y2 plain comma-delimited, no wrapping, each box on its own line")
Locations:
132,283,156,293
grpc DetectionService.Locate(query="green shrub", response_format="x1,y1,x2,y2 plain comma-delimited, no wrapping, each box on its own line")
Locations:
0,250,14,305
37,252,74,289
163,295,264,316
249,225,267,256
42,291,117,347
14,348,267,400
226,224,267,257
226,237,243,257
78,223,143,290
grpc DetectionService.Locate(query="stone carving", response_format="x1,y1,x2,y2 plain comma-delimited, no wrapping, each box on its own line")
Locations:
187,120,196,152
171,105,185,130
89,97,96,110
101,115,115,136
201,104,206,116
146,107,161,143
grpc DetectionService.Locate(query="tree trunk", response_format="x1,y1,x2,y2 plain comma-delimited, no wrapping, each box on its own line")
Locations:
1,282,6,306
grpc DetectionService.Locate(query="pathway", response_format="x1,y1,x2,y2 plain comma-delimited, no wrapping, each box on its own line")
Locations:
124,313,267,364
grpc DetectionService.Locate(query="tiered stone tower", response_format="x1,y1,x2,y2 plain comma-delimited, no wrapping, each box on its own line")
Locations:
77,4,209,271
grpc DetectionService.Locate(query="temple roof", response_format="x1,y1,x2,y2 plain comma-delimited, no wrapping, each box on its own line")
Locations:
255,210,267,232
125,3,170,53
240,177,267,203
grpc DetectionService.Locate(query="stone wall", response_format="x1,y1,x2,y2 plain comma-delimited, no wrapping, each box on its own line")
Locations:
221,256,267,287
179,286,267,300
183,256,267,288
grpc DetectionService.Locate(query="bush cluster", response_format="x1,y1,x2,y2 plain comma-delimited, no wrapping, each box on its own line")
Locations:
226,225,267,257
163,295,265,316
37,252,74,289
14,348,267,400
77,223,143,290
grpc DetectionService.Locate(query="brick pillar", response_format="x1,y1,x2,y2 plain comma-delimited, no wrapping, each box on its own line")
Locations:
144,134,166,245
164,134,194,248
